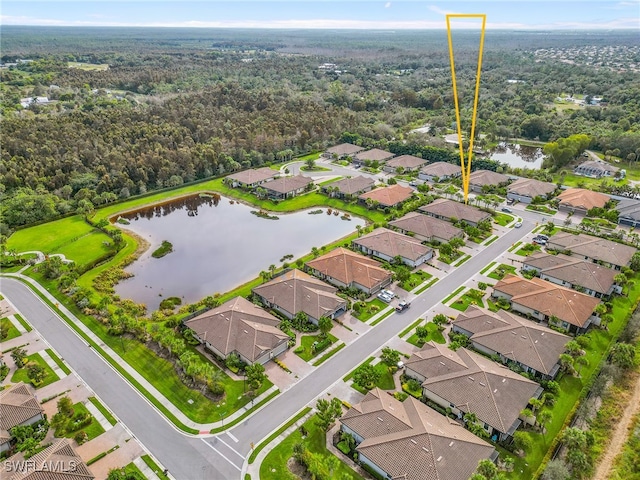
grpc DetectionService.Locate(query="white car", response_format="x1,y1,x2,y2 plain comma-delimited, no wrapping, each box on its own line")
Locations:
514,222,522,228
377,292,393,303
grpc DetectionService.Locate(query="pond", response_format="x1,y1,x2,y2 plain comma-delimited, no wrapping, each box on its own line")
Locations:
114,194,365,311
489,142,545,170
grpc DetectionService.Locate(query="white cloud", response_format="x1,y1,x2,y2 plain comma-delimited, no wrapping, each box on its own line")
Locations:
428,5,458,16
385,2,392,8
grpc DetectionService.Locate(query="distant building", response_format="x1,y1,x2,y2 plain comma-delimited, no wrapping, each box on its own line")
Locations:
507,177,557,204
382,155,427,173
352,227,433,267
262,174,313,200
546,231,636,271
321,175,375,199
0,383,45,453
419,198,491,227
388,212,464,244
418,162,461,182
574,160,619,179
358,184,414,209
353,148,395,165
556,188,609,215
226,167,278,188
616,198,640,228
323,143,364,159
468,170,510,193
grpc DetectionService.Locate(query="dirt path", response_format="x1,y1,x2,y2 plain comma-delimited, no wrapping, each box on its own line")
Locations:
592,370,640,480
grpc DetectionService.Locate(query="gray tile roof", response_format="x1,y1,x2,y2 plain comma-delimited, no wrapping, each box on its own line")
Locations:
341,388,494,480
0,382,44,434
469,170,510,187
507,177,556,199
263,174,313,194
616,198,640,222
353,227,432,262
326,143,364,156
227,167,276,185
356,148,395,162
389,212,464,243
453,306,570,376
420,162,461,178
385,155,427,170
184,297,288,363
324,175,375,196
547,232,636,268
419,198,491,225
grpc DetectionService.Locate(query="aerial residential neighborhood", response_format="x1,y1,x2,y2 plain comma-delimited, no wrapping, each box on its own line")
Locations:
1,15,639,480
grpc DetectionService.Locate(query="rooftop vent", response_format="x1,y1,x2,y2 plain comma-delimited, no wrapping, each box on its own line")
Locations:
377,417,384,422
422,447,430,453
449,441,454,447
410,439,417,445
479,382,486,387
437,456,443,462
468,377,475,381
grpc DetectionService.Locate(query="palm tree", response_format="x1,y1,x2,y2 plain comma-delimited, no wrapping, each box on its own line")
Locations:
268,264,276,277
538,410,552,442
574,356,589,377
259,271,270,283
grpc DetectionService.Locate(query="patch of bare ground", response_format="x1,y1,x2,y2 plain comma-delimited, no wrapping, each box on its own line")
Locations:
287,457,311,480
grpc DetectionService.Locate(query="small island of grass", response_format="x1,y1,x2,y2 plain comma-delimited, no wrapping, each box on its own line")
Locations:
152,240,174,258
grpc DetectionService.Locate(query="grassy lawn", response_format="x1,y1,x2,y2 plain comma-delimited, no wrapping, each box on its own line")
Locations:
526,204,558,215
88,396,118,426
508,241,522,252
452,254,471,266
399,270,432,291
56,231,114,268
11,352,60,388
414,277,438,294
57,402,106,441
493,212,514,226
45,348,72,375
249,407,312,464
373,362,396,390
443,286,465,304
294,333,338,362
13,314,32,332
450,289,485,312
119,462,146,479
406,322,446,347
259,415,364,480
1,317,21,341
353,298,388,322
515,243,541,256
487,263,517,280
480,262,497,275
141,455,170,480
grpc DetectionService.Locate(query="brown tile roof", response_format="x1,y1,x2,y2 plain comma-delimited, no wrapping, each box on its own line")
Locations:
420,162,461,178
557,188,609,210
326,143,364,156
4,438,94,480
453,306,570,376
184,297,288,363
325,175,375,196
547,232,636,268
353,227,432,262
359,184,414,207
306,247,392,290
492,274,600,328
408,344,540,434
227,167,276,185
507,177,557,199
341,388,494,480
419,198,491,225
356,148,395,162
263,174,313,194
389,212,464,243
523,252,618,294
252,269,346,320
0,382,44,434
385,155,427,170
469,170,510,187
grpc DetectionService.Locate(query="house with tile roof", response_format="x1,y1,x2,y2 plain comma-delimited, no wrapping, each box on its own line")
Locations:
382,155,427,173
507,177,557,204
389,212,464,244
556,188,609,215
405,343,542,442
358,184,414,209
491,274,601,333
184,297,289,365
616,198,640,228
252,269,347,324
262,174,313,200
306,247,392,295
418,162,461,182
320,175,375,199
352,227,433,268
353,148,395,165
340,387,496,480
546,231,636,270
468,170,510,193
323,143,364,159
3,438,94,480
522,251,621,298
574,160,619,179
226,167,278,188
419,198,492,227
0,383,45,453
452,306,570,380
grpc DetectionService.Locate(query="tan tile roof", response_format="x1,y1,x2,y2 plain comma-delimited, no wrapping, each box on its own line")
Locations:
547,232,636,268
227,167,276,185
306,247,392,290
356,148,395,162
492,274,600,328
385,155,427,170
419,198,491,225
4,438,94,480
341,388,494,480
408,344,540,434
326,143,364,156
263,174,313,194
353,227,432,262
523,252,617,294
184,297,288,363
358,184,414,208
469,170,510,187
507,177,556,199
0,382,44,433
453,306,570,376
252,269,346,320
420,162,461,178
325,175,375,196
389,212,464,243
557,188,609,210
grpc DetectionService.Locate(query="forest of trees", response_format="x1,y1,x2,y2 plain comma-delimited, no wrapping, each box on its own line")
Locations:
1,27,639,230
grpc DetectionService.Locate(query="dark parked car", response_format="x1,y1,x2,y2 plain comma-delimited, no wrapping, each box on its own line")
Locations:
395,300,411,312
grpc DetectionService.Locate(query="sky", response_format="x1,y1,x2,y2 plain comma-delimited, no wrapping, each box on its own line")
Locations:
1,1,639,30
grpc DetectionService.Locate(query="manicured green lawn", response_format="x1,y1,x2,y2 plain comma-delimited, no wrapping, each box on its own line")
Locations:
141,455,170,480
399,270,432,291
443,286,465,304
294,333,338,362
56,230,114,268
259,415,364,480
353,298,388,322
487,263,517,280
1,317,21,341
493,212,514,226
450,289,485,312
88,396,118,426
407,322,446,347
45,348,71,375
373,362,396,390
11,352,60,388
57,402,105,441
6,215,95,253
13,314,32,332
120,462,146,479
515,243,541,256
526,204,558,215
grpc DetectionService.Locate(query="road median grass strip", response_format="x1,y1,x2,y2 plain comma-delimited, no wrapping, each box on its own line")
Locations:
414,277,438,295
452,254,471,267
507,241,522,252
442,286,465,305
141,454,169,480
312,342,346,366
88,396,118,426
484,235,499,246
479,262,497,275
343,356,374,382
45,348,72,375
13,314,33,332
399,316,425,339
370,308,395,326
248,406,312,464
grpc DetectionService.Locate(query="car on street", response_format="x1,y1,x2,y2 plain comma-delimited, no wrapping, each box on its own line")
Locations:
395,300,410,312
501,207,513,213
537,234,549,241
514,222,522,228
409,181,417,187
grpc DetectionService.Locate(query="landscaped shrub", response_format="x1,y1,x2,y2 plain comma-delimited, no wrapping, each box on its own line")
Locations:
74,430,89,445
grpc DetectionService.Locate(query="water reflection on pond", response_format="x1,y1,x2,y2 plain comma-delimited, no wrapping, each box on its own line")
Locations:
115,195,365,311
489,143,545,170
